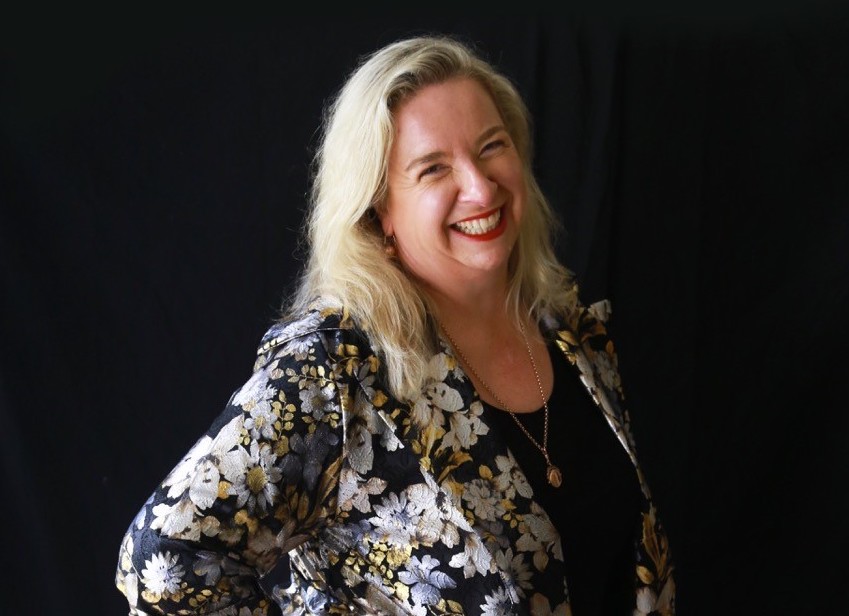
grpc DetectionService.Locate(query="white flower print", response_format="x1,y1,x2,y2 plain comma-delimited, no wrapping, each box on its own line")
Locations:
397,554,456,606
115,306,674,614
270,311,324,346
187,457,224,510
440,400,489,452
426,381,463,414
161,435,214,500
514,504,562,572
463,478,503,522
299,380,336,420
573,353,596,394
159,414,246,509
369,491,422,547
355,361,378,399
480,587,514,615
493,453,533,500
140,551,185,599
524,505,561,553
409,353,462,429
123,571,139,607
426,351,452,383
426,473,475,530
447,533,492,578
409,395,446,433
132,498,150,530
279,334,316,360
188,441,250,510
416,507,460,548
591,349,620,391
345,409,377,475
228,441,282,514
410,480,471,548
405,482,445,544
116,533,139,607
244,402,277,441
150,499,199,539
338,468,387,513
404,481,437,509
231,367,277,414
495,548,533,596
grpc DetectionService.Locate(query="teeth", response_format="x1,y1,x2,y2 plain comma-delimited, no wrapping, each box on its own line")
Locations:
453,210,501,235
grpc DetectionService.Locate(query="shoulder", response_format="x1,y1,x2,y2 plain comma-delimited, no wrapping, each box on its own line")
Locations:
257,301,352,351
253,300,374,371
540,283,613,339
219,301,376,436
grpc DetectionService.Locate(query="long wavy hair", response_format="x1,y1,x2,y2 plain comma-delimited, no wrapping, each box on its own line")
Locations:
286,34,576,401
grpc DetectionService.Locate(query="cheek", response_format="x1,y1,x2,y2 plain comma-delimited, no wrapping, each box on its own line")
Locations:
395,192,453,235
503,159,526,192
506,170,528,215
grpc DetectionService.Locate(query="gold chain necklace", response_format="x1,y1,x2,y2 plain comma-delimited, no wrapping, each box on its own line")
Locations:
439,321,563,488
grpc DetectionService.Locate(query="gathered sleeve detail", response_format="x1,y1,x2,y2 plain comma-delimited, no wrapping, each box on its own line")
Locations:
115,317,349,615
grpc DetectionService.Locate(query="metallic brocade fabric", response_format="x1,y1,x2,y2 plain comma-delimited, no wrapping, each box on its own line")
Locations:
116,298,674,615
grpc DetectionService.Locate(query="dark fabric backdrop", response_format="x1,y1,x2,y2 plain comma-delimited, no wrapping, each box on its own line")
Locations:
2,9,848,615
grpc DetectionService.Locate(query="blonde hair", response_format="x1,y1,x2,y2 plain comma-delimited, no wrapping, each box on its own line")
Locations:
286,34,576,401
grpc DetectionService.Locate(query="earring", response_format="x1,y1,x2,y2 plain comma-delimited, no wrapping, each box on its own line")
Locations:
384,234,397,258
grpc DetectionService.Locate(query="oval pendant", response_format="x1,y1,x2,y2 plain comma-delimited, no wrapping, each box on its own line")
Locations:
547,464,563,488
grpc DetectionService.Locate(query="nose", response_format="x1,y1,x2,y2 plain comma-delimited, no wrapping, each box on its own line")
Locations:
456,161,497,206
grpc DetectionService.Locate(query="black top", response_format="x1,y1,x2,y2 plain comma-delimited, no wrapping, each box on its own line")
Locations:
480,343,643,615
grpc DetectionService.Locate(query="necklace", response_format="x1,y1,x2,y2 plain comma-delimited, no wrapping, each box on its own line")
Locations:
439,321,563,488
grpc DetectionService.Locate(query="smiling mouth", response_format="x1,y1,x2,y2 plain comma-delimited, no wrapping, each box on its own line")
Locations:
451,209,502,235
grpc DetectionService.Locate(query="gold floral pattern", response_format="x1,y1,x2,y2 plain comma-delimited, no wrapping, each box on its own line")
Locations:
116,300,674,614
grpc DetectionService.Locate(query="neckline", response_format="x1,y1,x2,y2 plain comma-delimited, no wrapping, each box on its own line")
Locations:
473,342,557,414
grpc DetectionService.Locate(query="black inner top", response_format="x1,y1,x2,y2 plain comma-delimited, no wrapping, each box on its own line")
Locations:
480,342,643,615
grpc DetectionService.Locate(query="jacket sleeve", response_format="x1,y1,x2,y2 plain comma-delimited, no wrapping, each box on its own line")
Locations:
115,330,346,615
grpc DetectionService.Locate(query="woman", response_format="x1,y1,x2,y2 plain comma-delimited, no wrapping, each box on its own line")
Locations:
116,35,675,615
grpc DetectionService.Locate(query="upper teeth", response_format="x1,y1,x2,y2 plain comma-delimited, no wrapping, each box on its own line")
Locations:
453,210,501,235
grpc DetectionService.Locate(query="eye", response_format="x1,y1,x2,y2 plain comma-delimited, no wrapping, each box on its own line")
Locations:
481,138,508,155
419,163,445,179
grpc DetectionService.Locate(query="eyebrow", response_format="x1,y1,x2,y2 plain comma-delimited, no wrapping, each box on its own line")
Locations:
403,124,508,173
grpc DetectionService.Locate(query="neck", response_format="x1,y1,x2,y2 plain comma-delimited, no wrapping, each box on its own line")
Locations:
423,275,514,332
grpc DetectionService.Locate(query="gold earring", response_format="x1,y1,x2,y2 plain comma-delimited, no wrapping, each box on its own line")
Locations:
384,234,397,258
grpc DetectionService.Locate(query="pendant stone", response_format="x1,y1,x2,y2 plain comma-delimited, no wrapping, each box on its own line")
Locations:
547,464,563,488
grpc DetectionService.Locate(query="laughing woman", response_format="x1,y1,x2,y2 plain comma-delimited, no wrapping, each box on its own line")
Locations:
116,34,675,615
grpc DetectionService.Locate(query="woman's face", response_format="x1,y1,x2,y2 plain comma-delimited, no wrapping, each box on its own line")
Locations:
381,77,526,296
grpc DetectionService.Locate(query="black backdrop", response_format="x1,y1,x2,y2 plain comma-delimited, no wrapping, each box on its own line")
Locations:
3,9,848,616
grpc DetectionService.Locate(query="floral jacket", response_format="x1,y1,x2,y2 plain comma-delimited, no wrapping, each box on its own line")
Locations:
116,297,675,615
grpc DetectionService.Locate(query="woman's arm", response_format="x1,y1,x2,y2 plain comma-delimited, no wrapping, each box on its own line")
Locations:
115,328,346,615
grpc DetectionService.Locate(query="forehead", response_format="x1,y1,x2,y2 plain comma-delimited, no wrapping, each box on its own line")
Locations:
391,78,503,143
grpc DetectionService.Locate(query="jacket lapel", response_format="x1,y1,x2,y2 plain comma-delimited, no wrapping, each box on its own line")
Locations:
542,301,639,467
